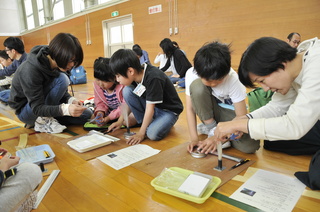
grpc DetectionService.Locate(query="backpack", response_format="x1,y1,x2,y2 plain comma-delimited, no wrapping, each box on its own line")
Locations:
69,66,87,84
247,87,274,112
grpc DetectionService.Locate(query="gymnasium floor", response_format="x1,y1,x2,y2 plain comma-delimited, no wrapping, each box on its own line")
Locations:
0,74,319,211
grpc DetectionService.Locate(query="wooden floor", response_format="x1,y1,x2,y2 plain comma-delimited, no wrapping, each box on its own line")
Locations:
1,73,319,212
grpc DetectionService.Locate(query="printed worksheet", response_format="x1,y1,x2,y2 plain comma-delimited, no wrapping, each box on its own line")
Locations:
97,144,161,170
230,169,305,212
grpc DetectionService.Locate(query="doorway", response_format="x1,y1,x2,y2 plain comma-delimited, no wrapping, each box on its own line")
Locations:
102,15,134,57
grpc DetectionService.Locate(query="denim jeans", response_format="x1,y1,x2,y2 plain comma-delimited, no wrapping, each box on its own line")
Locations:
167,74,181,84
17,72,92,126
0,89,10,103
123,85,179,140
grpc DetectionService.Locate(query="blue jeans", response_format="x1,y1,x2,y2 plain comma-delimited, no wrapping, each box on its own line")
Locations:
0,89,10,103
18,72,92,126
168,75,181,84
123,85,179,140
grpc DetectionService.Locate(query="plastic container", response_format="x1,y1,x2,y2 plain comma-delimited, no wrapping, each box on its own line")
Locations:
16,144,55,165
67,131,119,153
151,167,221,204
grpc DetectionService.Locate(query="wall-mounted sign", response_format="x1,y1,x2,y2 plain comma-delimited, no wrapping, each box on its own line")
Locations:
148,5,162,14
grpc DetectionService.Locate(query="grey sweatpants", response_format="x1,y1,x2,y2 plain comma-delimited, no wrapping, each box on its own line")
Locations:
0,162,43,212
190,78,260,153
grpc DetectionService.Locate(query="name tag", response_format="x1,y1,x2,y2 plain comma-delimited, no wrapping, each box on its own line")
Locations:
133,83,146,97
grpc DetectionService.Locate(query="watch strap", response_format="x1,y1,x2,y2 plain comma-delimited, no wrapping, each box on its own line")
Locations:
4,168,17,179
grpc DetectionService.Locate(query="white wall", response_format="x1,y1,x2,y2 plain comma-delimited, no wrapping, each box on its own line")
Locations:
0,0,21,36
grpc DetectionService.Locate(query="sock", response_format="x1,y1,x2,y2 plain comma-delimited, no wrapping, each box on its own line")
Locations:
205,120,217,130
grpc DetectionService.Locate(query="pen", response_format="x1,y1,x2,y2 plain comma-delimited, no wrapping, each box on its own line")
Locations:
229,159,250,170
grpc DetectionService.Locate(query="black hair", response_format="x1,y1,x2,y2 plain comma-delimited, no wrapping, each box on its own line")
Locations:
132,46,143,57
159,38,177,58
109,49,142,77
132,44,141,49
193,41,231,80
172,41,180,49
0,50,11,60
3,37,25,54
48,33,83,69
238,37,297,88
93,57,116,82
287,32,301,41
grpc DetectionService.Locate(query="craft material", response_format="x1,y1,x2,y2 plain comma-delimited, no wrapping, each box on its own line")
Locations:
178,173,212,197
16,144,55,165
210,151,244,163
214,142,225,171
190,148,207,158
151,167,221,204
67,130,119,153
120,103,135,139
33,170,60,209
229,159,250,170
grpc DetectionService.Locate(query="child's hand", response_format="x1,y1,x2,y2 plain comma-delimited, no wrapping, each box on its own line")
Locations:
107,121,122,132
0,149,20,171
197,137,219,154
126,133,145,145
187,140,200,153
94,112,104,126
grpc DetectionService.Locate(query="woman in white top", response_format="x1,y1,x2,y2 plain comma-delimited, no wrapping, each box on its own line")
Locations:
213,37,320,155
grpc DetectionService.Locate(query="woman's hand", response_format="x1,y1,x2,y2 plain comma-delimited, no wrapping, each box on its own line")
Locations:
214,119,249,141
72,100,83,106
68,104,87,117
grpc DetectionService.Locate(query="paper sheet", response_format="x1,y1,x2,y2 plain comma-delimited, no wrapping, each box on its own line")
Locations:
97,144,161,170
230,169,306,212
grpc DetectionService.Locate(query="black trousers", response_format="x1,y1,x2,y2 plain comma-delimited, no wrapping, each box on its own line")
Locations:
264,120,320,155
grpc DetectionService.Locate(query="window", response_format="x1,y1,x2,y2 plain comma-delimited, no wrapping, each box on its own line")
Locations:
103,16,134,56
21,0,127,31
99,0,113,3
72,0,85,13
52,0,64,20
37,0,44,26
24,0,34,30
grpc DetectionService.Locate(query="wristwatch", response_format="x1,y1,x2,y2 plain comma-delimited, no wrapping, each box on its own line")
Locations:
4,168,17,179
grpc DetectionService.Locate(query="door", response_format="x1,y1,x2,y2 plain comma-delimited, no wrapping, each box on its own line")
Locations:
102,15,134,57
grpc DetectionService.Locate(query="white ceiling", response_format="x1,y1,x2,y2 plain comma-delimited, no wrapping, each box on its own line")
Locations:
0,0,21,36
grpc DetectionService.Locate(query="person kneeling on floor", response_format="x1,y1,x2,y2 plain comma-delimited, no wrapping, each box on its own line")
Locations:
8,33,93,133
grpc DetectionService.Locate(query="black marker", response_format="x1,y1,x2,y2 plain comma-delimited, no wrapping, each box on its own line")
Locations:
229,159,250,170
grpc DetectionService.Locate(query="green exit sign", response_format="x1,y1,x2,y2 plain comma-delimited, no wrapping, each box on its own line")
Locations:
111,11,119,17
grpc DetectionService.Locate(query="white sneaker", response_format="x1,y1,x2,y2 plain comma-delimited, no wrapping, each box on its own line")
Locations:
34,117,67,134
197,123,210,135
208,127,231,149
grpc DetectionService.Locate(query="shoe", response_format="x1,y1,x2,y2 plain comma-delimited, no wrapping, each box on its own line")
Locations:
34,117,67,134
197,123,211,135
24,123,34,129
207,127,216,137
208,127,231,149
221,141,231,149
